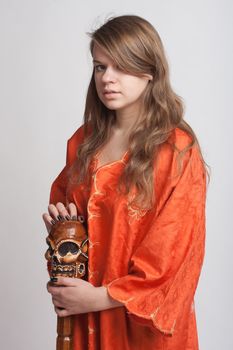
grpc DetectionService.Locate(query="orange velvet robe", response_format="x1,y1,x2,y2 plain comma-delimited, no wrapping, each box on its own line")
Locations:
49,125,206,350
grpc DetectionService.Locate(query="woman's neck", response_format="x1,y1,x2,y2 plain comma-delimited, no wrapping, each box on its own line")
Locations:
115,107,142,134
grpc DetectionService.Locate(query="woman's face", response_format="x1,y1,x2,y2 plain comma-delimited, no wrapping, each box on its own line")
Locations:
93,44,152,116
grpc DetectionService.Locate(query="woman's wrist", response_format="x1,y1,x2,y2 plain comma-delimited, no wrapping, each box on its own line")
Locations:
91,286,124,312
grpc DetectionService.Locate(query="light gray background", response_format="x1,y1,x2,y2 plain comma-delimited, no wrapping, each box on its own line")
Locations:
0,0,232,349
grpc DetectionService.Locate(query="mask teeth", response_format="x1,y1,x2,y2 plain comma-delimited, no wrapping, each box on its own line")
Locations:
52,264,75,273
50,263,86,278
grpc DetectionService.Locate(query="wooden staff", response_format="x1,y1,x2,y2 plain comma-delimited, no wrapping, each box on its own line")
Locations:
45,218,88,350
56,315,74,350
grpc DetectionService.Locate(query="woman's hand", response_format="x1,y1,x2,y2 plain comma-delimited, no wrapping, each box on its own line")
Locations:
47,277,124,317
42,202,78,233
47,277,97,317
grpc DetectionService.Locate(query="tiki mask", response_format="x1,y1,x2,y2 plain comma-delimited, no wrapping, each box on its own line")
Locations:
45,220,88,279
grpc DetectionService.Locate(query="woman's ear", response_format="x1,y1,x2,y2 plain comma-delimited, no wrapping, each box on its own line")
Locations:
143,73,153,82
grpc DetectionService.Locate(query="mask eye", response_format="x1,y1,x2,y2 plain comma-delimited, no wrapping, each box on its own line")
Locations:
58,242,80,257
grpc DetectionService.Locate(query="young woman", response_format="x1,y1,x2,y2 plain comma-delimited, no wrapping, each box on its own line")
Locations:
43,14,207,350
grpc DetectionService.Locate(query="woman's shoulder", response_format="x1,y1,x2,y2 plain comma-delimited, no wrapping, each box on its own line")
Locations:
154,127,205,196
157,127,194,159
166,127,194,151
66,124,87,166
155,127,200,176
67,124,85,144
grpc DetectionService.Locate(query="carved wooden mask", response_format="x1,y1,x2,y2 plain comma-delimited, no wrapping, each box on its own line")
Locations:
45,220,88,279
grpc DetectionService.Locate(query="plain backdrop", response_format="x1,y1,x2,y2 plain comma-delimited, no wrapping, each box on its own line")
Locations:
0,0,232,349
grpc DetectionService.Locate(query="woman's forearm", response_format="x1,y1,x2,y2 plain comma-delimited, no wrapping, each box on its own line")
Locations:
91,286,124,312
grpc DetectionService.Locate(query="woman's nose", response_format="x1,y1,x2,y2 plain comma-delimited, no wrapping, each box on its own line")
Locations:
101,67,117,83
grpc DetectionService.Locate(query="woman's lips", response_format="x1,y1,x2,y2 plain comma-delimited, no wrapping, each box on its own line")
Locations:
103,91,121,98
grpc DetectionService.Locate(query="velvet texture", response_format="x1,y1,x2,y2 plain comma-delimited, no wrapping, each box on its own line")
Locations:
49,125,206,350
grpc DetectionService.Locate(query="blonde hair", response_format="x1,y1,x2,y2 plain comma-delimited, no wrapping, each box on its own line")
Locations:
70,14,208,207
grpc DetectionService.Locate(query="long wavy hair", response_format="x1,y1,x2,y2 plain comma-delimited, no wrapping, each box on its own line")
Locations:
70,14,208,208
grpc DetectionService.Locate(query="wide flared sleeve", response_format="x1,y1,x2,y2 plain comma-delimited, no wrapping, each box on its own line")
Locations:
49,125,85,205
106,142,207,335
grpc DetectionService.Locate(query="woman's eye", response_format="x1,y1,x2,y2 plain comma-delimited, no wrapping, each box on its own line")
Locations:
94,64,122,73
94,65,105,72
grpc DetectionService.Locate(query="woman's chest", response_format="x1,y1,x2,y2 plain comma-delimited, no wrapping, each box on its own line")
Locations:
96,133,128,168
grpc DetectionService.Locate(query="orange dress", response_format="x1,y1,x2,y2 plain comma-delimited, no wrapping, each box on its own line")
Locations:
49,125,206,350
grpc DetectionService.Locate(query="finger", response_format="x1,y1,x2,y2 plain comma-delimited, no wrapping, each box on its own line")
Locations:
52,296,64,308
67,203,78,220
53,276,78,287
48,204,60,220
47,282,54,294
47,281,54,293
54,306,69,317
47,282,63,296
42,213,56,233
56,202,70,220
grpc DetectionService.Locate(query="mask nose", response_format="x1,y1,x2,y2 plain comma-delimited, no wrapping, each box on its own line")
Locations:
52,255,60,267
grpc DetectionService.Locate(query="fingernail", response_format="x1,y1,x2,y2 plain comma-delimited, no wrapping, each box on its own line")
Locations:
51,220,56,225
65,215,70,221
57,215,63,221
50,277,58,283
72,215,77,221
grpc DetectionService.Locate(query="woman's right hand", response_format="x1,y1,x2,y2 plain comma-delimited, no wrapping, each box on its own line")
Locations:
42,202,78,233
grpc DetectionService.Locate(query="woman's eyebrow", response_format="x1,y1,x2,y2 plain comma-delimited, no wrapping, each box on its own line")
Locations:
93,59,104,64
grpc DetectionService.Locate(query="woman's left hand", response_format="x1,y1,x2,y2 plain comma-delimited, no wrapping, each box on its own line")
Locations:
47,277,99,317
